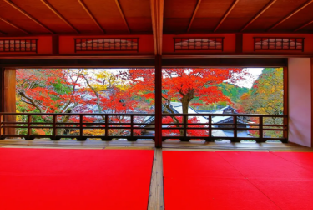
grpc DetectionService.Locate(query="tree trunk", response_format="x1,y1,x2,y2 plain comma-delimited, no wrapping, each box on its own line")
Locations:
179,90,194,137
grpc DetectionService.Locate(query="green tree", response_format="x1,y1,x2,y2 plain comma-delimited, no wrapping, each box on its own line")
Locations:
240,68,284,138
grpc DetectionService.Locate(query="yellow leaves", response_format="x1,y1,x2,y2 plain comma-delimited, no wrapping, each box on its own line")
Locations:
83,129,105,136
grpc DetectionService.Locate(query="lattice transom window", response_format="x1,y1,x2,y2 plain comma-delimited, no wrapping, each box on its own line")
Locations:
0,39,38,53
74,38,139,52
254,38,304,51
174,38,224,51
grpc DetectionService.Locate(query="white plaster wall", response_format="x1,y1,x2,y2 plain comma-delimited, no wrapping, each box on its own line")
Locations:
288,58,311,147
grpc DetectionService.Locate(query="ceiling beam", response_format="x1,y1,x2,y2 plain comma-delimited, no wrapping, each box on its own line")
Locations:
78,0,105,33
3,0,54,34
294,19,313,31
150,0,164,55
114,0,130,33
240,0,277,32
268,0,313,31
0,16,29,34
40,0,80,34
187,0,202,33
214,0,240,32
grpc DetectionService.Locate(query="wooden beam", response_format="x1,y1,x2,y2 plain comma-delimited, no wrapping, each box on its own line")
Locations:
268,0,313,31
240,0,277,32
78,0,105,33
150,0,164,55
114,0,130,33
294,19,313,32
39,0,80,34
3,0,54,34
162,58,288,67
187,0,202,33
0,16,29,34
214,0,240,32
0,58,156,68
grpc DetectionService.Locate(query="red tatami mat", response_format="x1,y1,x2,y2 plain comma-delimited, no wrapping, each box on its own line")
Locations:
163,151,313,210
0,148,154,210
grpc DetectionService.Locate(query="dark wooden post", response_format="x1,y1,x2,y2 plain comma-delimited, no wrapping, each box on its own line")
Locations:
130,114,135,141
78,114,84,141
208,115,212,141
0,114,3,140
183,115,187,141
154,55,162,148
310,58,313,147
0,67,4,113
27,114,32,140
234,115,238,142
283,66,289,143
260,116,264,142
0,68,3,140
52,114,57,140
104,114,109,140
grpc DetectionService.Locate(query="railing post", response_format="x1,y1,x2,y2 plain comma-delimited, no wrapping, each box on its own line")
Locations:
27,114,32,140
78,114,85,141
105,114,109,140
130,115,135,141
283,115,288,143
183,115,188,141
52,114,57,140
208,115,211,141
0,114,4,140
234,115,238,142
260,116,264,142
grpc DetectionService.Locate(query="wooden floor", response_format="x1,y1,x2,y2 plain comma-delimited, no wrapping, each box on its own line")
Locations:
1,139,312,210
0,139,312,151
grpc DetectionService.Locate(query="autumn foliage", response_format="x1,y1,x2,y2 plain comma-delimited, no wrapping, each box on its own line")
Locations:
15,68,259,138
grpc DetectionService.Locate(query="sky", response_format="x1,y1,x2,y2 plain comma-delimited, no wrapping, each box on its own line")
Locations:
232,68,264,89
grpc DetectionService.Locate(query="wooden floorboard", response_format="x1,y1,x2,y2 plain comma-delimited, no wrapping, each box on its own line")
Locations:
0,139,312,151
148,148,164,210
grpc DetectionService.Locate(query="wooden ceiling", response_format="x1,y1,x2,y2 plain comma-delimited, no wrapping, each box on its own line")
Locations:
0,0,312,35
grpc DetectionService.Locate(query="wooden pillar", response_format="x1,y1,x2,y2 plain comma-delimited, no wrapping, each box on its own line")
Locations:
4,69,16,135
155,55,162,148
311,57,313,147
0,67,4,112
283,66,288,143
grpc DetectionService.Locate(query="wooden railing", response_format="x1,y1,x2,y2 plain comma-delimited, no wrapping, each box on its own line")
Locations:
0,113,155,141
162,114,288,143
0,113,288,143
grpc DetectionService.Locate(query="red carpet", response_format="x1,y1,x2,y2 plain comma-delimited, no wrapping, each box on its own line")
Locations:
163,151,313,210
0,148,154,210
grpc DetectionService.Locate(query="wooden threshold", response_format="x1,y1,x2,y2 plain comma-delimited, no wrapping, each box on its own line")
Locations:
0,139,312,151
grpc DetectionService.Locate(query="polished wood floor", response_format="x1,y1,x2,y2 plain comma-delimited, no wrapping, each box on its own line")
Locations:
0,139,312,151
